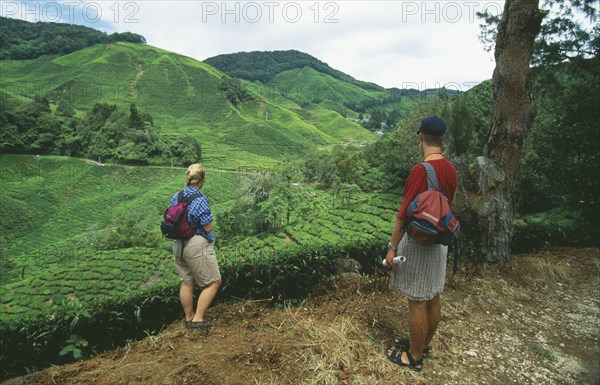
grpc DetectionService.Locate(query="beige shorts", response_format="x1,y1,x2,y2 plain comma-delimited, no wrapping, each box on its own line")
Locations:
173,235,221,287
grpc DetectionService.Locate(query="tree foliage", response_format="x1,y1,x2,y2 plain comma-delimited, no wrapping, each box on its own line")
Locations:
219,77,252,106
518,56,599,217
478,0,598,66
0,97,198,166
471,0,599,220
217,163,310,241
169,136,202,166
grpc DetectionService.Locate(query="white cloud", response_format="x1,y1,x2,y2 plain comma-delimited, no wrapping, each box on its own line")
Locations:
2,0,500,89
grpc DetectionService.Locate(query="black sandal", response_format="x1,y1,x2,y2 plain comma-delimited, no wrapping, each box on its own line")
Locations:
392,338,431,358
186,320,215,329
384,348,423,372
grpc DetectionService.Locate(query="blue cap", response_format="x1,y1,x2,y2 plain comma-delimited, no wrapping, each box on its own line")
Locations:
417,115,447,136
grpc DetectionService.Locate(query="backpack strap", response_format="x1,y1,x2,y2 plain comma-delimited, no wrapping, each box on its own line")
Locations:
177,190,201,204
421,162,440,191
184,193,201,205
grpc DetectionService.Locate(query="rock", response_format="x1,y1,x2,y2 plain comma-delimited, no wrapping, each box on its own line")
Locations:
466,350,478,357
485,298,497,306
336,258,362,274
537,335,547,343
475,156,506,194
333,272,362,284
451,184,470,215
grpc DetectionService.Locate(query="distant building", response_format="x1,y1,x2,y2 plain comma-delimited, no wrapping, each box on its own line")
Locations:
347,117,368,124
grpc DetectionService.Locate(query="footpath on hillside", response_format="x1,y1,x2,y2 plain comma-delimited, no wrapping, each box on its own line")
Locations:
3,247,599,385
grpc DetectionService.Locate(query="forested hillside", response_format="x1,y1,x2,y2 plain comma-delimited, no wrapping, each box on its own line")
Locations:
204,49,383,91
0,16,146,60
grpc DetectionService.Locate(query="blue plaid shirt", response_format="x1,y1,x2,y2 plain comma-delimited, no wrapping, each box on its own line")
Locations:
169,186,215,242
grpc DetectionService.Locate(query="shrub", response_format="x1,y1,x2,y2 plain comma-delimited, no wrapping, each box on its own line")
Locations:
512,207,597,253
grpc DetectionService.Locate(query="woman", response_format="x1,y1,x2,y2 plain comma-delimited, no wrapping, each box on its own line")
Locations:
168,164,221,329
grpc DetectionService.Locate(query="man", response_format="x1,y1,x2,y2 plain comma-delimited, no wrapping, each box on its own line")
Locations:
384,115,458,372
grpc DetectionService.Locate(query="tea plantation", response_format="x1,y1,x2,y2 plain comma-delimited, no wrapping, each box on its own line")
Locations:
0,154,400,322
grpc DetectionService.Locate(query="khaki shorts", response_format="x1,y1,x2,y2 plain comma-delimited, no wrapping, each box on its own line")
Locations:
173,235,221,287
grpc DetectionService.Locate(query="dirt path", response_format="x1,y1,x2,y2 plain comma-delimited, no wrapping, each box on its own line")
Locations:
3,247,599,385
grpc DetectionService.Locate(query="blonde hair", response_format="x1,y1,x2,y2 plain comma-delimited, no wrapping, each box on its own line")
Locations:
186,164,206,187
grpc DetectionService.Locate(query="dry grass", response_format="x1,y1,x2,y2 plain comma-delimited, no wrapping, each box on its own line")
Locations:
290,313,419,385
515,248,600,285
520,255,575,284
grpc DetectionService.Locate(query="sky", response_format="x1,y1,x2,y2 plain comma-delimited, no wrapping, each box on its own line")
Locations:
1,1,506,91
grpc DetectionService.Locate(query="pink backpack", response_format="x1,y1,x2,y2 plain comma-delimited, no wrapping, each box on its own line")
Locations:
160,191,200,240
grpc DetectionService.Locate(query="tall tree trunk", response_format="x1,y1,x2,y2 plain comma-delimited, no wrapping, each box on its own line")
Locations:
458,0,546,264
487,0,547,200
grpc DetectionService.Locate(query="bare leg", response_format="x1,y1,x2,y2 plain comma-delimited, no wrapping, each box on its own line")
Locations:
179,281,195,321
424,295,441,348
192,280,221,322
407,299,427,361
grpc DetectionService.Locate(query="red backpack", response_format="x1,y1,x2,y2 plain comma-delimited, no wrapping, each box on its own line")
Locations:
160,191,200,240
405,162,460,245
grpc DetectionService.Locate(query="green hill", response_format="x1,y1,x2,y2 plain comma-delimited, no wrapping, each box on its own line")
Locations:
204,50,392,113
268,66,388,108
0,42,374,167
203,50,450,122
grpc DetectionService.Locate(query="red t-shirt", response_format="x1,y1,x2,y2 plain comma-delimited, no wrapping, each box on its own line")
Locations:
397,159,458,221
